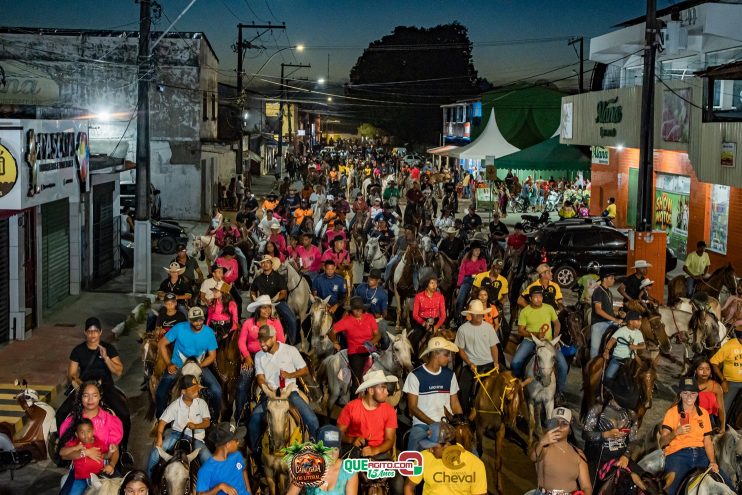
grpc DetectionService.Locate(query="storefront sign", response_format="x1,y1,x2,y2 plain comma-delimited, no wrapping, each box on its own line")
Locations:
0,144,18,197
485,165,497,181
591,146,610,165
596,97,622,138
721,142,736,168
654,173,690,258
0,61,60,105
26,129,83,197
709,184,730,255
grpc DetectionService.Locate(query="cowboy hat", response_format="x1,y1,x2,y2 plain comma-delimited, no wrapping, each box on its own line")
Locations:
247,294,277,313
444,226,458,234
164,261,185,275
254,255,281,271
420,336,459,358
356,369,398,394
270,223,281,230
633,260,652,269
461,299,489,316
639,278,654,290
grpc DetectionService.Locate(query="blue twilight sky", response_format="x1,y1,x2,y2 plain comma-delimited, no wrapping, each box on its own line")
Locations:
1,0,669,89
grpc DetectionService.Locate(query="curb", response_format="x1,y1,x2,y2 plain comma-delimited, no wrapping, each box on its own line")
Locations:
112,295,155,339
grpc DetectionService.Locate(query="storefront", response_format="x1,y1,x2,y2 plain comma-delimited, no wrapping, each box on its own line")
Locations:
0,119,88,339
0,218,9,342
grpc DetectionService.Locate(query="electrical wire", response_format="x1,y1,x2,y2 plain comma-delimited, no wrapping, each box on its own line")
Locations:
242,0,268,22
264,0,279,22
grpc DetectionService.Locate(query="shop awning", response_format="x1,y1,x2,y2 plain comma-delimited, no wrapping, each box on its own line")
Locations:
449,108,520,160
426,145,458,156
243,150,262,163
494,136,591,171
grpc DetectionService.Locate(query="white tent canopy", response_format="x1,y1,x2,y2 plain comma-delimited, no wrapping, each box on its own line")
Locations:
449,108,519,160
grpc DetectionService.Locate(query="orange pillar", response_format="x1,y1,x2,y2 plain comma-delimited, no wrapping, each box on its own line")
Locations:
626,231,667,302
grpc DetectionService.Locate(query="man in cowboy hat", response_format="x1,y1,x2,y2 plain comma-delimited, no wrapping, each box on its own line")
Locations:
196,422,252,495
403,421,487,495
249,254,298,345
147,374,212,475
456,300,499,414
618,260,657,306
155,307,222,419
337,369,398,460
518,263,564,312
158,261,191,307
437,226,465,262
590,270,624,360
403,337,462,451
684,240,711,297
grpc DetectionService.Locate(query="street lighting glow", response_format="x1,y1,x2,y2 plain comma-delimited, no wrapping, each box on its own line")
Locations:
97,110,111,122
243,112,249,120
616,144,624,151
296,44,305,52
327,96,333,102
317,78,326,85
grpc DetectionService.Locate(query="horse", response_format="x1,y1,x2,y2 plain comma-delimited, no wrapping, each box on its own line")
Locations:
442,408,475,453
147,355,203,419
714,428,742,490
281,261,312,347
560,306,588,367
261,383,307,495
154,443,201,495
364,236,388,271
391,244,424,329
83,475,123,495
524,336,561,444
430,252,457,304
688,307,723,355
674,297,722,321
674,469,736,495
308,295,336,367
593,467,674,495
470,370,531,495
191,235,219,268
335,263,354,309
667,263,737,306
212,326,241,421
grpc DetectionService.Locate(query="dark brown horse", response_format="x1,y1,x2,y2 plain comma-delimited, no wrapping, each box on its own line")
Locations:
390,244,424,329
212,327,241,422
667,263,736,306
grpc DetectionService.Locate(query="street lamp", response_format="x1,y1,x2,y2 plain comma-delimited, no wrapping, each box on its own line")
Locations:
327,97,333,102
317,77,325,85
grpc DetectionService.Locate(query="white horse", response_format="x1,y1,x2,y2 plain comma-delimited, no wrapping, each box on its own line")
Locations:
308,295,335,364
524,336,561,444
659,305,728,374
715,428,742,489
281,261,311,348
191,234,219,268
83,474,123,495
154,447,201,495
364,236,388,271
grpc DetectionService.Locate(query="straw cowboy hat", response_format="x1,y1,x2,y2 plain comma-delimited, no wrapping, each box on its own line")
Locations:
420,336,459,359
210,280,232,295
461,299,489,317
633,260,652,269
640,278,655,290
247,294,277,313
356,369,398,394
164,261,185,275
444,226,458,235
254,254,281,271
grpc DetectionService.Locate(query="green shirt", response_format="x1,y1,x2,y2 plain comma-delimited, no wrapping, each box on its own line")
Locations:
518,304,558,340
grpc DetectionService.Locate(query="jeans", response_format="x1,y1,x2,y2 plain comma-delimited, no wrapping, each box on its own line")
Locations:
234,367,255,423
146,429,211,477
604,357,623,381
723,380,742,419
348,353,369,396
407,424,430,451
66,478,88,495
511,338,569,393
248,392,319,451
590,321,615,359
456,277,475,320
377,320,391,350
155,368,222,419
459,362,496,414
664,447,733,495
275,301,298,345
686,277,695,297
383,254,401,282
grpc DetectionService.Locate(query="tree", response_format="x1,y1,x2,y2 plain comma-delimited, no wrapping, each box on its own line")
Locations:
357,122,381,138
346,23,491,145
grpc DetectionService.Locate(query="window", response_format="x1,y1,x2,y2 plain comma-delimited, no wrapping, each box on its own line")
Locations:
705,78,742,122
211,93,216,121
570,231,604,249
202,92,208,121
600,230,628,249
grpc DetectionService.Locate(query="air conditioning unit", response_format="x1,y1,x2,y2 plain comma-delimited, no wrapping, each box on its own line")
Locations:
662,21,688,55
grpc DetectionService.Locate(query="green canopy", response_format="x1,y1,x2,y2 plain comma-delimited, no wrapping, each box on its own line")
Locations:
495,136,591,172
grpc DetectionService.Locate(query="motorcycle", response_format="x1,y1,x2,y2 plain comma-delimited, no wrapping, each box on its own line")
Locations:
520,210,551,233
509,195,529,213
544,191,562,212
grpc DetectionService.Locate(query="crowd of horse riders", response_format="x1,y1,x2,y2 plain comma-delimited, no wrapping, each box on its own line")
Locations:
56,146,742,495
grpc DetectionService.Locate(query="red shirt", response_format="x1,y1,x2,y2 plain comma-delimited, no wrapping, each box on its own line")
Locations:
69,437,107,479
333,313,378,355
337,399,398,448
507,233,527,250
216,257,239,284
410,167,421,180
413,291,446,325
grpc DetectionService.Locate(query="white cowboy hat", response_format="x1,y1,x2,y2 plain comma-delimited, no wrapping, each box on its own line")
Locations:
640,278,655,289
420,336,459,359
254,255,281,271
247,294,277,313
444,226,458,234
355,369,398,394
633,260,652,269
461,299,489,316
164,261,185,275
270,223,282,230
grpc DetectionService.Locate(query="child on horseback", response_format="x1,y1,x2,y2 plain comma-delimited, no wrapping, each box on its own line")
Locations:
602,311,646,382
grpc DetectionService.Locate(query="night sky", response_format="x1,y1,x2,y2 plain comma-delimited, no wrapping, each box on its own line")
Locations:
2,0,666,89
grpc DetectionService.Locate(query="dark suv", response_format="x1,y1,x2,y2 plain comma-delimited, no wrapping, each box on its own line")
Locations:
532,224,678,288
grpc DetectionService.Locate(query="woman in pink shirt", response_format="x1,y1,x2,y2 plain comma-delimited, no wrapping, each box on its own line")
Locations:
456,242,488,321
263,240,286,263
234,295,285,423
206,285,239,335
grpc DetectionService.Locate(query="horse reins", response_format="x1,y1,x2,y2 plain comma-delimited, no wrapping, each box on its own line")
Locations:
472,369,514,416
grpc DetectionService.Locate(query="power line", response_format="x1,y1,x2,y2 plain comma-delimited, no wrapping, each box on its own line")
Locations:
264,0,279,21
242,0,268,22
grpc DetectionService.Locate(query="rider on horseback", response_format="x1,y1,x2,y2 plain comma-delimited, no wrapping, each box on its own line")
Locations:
602,311,646,382
456,300,500,415
247,325,320,453
683,240,711,298
353,269,391,350
250,255,299,346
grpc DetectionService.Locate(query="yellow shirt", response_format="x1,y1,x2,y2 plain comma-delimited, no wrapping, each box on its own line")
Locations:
472,272,509,299
517,304,558,340
522,281,563,307
685,251,711,277
605,203,617,219
559,208,576,218
710,338,742,382
408,445,487,495
661,406,712,456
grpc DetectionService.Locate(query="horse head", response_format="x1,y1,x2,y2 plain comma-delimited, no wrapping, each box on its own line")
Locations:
722,263,737,293
645,315,671,354
264,382,298,453
419,236,432,255
530,336,560,386
86,474,124,495
627,470,674,495
390,330,413,373
442,408,474,452
156,445,201,495
180,359,203,380
310,296,333,337
635,353,659,412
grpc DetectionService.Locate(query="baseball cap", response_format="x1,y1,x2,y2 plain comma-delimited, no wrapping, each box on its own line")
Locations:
678,377,700,393
529,285,544,296
316,425,341,449
550,407,573,423
180,375,205,390
257,325,277,341
625,311,642,322
208,422,247,447
418,422,457,449
188,306,205,320
163,292,177,302
368,268,382,280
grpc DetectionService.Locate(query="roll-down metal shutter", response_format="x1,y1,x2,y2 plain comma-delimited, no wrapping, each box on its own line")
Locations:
42,200,70,309
0,219,9,342
93,183,115,283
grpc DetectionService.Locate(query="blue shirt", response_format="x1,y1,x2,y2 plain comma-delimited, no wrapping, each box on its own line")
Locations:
312,274,347,305
165,322,218,367
196,451,250,495
354,283,388,315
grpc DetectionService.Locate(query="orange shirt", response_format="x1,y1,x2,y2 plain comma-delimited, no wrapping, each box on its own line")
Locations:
467,304,499,326
661,405,712,456
263,199,279,211
294,208,313,226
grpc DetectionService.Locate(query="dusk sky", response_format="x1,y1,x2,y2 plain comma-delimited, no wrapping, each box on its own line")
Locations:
2,0,669,90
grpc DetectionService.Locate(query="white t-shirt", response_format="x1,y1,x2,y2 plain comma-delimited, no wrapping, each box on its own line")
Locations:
610,326,644,360
255,342,307,389
259,218,279,237
402,364,459,425
454,321,499,366
160,396,211,441
199,278,220,303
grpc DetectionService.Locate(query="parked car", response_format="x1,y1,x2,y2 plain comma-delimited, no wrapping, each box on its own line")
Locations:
531,223,678,288
120,181,162,220
403,154,422,166
120,220,188,258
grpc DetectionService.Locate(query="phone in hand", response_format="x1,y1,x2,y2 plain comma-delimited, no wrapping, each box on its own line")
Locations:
680,412,689,427
619,428,631,434
545,418,559,431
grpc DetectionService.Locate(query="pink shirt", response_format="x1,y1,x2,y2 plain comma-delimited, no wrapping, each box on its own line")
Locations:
60,408,123,451
322,248,351,266
296,244,322,272
238,317,285,356
206,300,239,331
216,257,239,284
269,233,287,255
324,230,347,250
457,258,488,286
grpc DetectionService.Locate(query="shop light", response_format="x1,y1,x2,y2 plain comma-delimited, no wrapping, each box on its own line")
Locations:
616,144,624,151
97,111,111,122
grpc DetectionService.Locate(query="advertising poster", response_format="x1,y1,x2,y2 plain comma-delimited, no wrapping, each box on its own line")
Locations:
661,88,691,143
721,142,736,168
709,184,730,255
654,173,690,258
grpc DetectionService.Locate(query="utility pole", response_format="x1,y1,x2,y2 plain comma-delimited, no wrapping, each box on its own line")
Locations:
279,62,310,178
568,36,584,93
133,0,152,294
327,53,330,83
637,0,658,231
235,22,286,179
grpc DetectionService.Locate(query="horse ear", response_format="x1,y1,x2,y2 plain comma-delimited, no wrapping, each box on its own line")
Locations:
89,473,102,488
401,328,407,339
157,446,173,462
532,335,543,346
187,448,201,464
630,472,648,491
444,407,453,420
323,295,332,305
550,335,561,347
662,472,675,490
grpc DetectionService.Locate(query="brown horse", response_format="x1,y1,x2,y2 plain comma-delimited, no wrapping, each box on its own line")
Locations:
560,307,588,367
212,327,241,421
430,252,457,306
667,263,736,306
581,353,659,426
391,244,424,329
470,370,531,495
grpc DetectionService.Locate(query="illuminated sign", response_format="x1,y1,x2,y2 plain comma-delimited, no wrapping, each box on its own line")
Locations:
0,144,18,197
26,129,87,197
